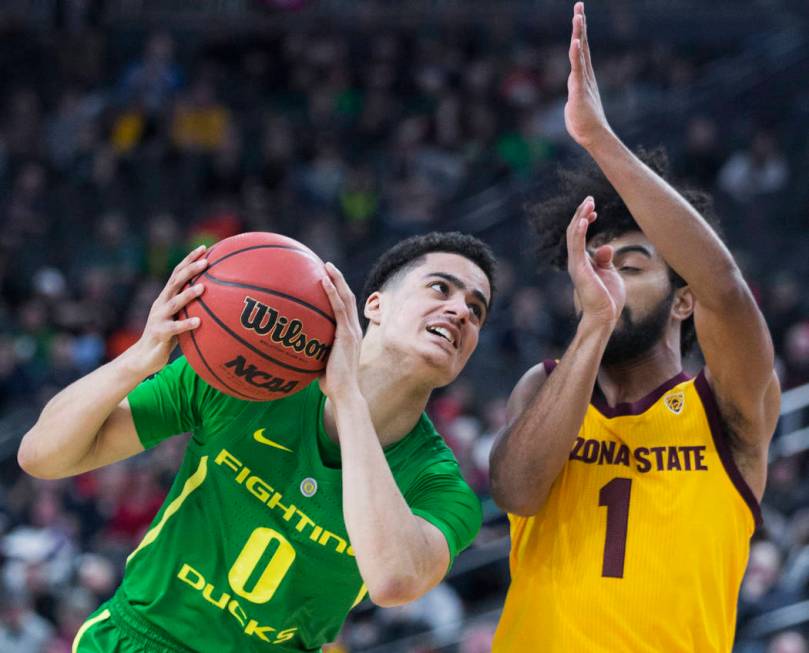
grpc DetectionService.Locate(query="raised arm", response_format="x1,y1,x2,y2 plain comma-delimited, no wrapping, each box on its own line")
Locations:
17,246,209,479
318,263,454,608
565,2,779,464
490,197,625,515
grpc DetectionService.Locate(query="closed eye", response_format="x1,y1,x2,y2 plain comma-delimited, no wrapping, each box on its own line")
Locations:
620,266,641,273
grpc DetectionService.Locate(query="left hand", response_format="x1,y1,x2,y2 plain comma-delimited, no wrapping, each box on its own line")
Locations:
320,262,363,401
564,2,612,149
566,197,625,327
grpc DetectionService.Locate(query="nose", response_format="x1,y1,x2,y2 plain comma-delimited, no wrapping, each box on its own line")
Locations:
444,295,470,323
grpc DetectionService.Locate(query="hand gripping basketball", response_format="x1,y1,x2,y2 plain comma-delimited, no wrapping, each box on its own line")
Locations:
319,262,362,403
130,245,208,377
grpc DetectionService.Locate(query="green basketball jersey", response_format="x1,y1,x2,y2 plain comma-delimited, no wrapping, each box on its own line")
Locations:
118,356,481,652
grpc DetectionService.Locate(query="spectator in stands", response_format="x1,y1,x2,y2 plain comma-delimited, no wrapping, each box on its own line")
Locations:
718,130,789,202
675,116,724,187
0,584,53,653
119,32,183,114
739,540,803,628
170,77,233,154
783,322,809,388
768,631,809,653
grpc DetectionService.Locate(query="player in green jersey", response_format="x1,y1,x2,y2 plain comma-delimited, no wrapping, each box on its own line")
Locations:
18,232,495,653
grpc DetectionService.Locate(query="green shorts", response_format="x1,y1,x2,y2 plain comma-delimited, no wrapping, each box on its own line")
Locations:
72,592,194,653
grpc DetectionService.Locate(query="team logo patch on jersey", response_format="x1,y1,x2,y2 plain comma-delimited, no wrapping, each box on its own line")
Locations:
300,477,318,497
664,391,685,415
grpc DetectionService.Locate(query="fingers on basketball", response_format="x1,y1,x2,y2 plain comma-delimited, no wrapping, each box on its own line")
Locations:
170,315,200,335
321,270,344,314
165,283,205,319
159,247,208,301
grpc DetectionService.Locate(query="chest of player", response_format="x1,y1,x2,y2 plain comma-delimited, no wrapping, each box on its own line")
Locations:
538,385,756,583
204,409,358,555
178,411,364,648
572,405,713,476
562,394,734,513
205,438,352,555
503,379,758,653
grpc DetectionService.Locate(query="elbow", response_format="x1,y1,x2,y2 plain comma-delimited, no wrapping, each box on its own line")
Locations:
488,441,543,516
17,432,60,480
491,492,544,518
700,269,755,313
366,574,422,608
489,474,546,517
716,273,751,305
17,438,42,478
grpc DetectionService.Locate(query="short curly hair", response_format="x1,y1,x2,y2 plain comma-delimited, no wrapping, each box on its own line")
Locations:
528,146,722,355
360,232,497,328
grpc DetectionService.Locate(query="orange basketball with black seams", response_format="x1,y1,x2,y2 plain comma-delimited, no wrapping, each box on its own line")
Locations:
177,232,335,401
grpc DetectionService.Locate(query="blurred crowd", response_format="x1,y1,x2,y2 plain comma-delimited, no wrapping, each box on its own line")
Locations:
1,4,808,652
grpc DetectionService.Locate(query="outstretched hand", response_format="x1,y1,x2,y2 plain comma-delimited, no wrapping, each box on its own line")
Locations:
567,197,625,326
319,262,363,402
565,2,612,149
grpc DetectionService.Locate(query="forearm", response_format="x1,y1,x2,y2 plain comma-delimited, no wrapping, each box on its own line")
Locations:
18,348,146,478
491,319,611,515
586,130,742,307
334,391,435,605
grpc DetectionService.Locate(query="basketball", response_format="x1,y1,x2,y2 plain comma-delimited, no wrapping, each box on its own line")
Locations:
177,232,335,401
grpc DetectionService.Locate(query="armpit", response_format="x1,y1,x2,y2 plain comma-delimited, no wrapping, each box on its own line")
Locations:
714,392,767,500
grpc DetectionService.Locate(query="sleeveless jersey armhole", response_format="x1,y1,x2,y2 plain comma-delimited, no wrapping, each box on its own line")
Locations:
693,369,763,530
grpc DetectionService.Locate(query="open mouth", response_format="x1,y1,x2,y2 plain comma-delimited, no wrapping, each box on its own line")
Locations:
426,325,457,348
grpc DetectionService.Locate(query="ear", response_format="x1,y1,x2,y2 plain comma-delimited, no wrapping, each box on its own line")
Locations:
363,291,383,326
672,285,694,322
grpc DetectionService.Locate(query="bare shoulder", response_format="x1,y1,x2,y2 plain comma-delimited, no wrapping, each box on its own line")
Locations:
506,361,553,423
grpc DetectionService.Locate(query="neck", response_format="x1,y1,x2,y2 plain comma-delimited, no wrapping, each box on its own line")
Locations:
597,340,682,407
322,343,435,448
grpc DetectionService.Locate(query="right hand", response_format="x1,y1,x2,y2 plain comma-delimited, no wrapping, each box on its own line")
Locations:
319,262,363,404
566,196,625,327
126,245,209,377
564,2,612,150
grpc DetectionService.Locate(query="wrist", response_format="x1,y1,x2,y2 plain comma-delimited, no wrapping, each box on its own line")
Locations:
580,125,619,157
329,383,365,411
576,314,616,341
331,388,372,441
117,342,161,381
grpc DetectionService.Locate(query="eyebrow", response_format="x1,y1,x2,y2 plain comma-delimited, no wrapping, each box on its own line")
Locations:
424,272,490,317
613,245,653,259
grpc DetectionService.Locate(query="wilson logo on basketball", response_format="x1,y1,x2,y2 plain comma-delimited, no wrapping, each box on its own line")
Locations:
240,297,331,362
224,355,299,394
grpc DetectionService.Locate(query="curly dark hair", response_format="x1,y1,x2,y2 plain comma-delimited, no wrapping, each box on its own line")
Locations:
360,232,497,328
528,146,723,355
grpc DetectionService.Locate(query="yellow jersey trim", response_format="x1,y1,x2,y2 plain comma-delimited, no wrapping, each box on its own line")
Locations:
127,456,209,565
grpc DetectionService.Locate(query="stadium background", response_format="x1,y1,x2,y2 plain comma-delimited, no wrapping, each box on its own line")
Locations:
0,0,808,651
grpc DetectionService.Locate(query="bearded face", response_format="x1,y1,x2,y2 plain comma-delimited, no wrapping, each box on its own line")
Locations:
601,288,675,366
572,231,688,367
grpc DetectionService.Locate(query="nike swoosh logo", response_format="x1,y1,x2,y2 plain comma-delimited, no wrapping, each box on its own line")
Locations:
253,428,293,453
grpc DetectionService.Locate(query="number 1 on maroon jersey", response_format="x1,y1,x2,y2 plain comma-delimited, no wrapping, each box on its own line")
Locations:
599,477,632,578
